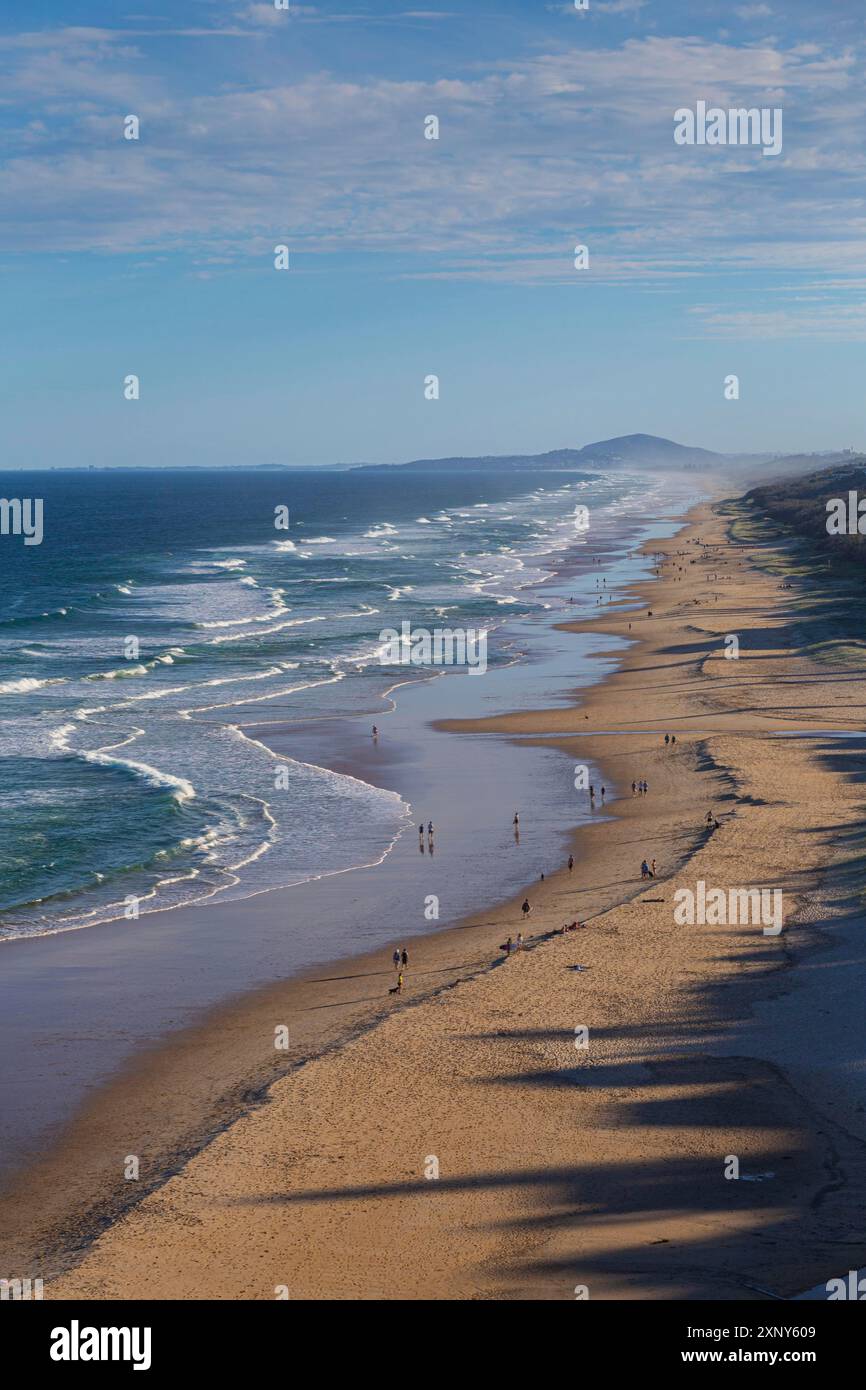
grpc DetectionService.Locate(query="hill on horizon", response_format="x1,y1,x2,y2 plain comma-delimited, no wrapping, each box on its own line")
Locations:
354,433,729,473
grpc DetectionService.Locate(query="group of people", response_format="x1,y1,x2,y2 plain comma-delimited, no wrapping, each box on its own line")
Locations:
500,933,525,956
663,733,677,746
389,946,409,994
631,780,649,796
640,858,657,880
399,810,591,989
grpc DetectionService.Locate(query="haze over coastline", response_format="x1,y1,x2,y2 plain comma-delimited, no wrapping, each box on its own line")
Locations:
15,431,863,474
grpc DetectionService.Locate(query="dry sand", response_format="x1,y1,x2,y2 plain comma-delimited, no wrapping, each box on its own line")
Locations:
35,497,866,1298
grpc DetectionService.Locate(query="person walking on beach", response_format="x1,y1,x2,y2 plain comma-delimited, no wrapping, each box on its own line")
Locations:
664,734,669,746
522,899,531,918
568,854,574,873
427,821,434,836
631,781,636,796
513,811,519,827
600,785,605,800
504,936,513,956
641,860,650,880
650,859,657,878
516,932,524,950
401,948,408,969
393,949,401,971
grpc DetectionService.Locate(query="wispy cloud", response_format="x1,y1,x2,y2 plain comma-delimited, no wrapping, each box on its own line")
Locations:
689,300,866,340
594,0,649,14
237,3,295,27
1,21,864,339
547,0,647,14
234,4,454,26
735,4,774,19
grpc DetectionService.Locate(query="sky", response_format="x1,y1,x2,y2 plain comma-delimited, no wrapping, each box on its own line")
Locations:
1,0,865,467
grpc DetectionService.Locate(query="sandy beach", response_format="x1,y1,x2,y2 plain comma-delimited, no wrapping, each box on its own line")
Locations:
11,491,866,1300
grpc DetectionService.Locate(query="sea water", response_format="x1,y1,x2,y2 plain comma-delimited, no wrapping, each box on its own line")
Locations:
0,465,693,940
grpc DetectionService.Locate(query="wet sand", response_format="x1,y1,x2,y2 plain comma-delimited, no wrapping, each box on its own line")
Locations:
9,492,866,1299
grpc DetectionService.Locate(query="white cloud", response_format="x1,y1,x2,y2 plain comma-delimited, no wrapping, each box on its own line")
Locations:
735,5,773,19
0,21,864,342
237,4,293,26
594,0,649,14
547,0,647,12
689,300,866,340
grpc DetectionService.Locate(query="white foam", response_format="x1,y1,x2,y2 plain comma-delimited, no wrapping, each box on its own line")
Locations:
0,676,65,694
85,664,149,680
76,746,196,803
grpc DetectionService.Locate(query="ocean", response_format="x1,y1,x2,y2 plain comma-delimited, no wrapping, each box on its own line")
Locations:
0,464,692,942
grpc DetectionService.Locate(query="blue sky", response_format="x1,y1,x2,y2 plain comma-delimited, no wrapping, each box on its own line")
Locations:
2,0,865,467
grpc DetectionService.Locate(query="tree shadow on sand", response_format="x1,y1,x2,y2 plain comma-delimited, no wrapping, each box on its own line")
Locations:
228,897,866,1299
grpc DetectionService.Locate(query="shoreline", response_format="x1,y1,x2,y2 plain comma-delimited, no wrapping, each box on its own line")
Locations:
0,493,682,1204
9,487,866,1298
0,475,668,949
1,493,699,1283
